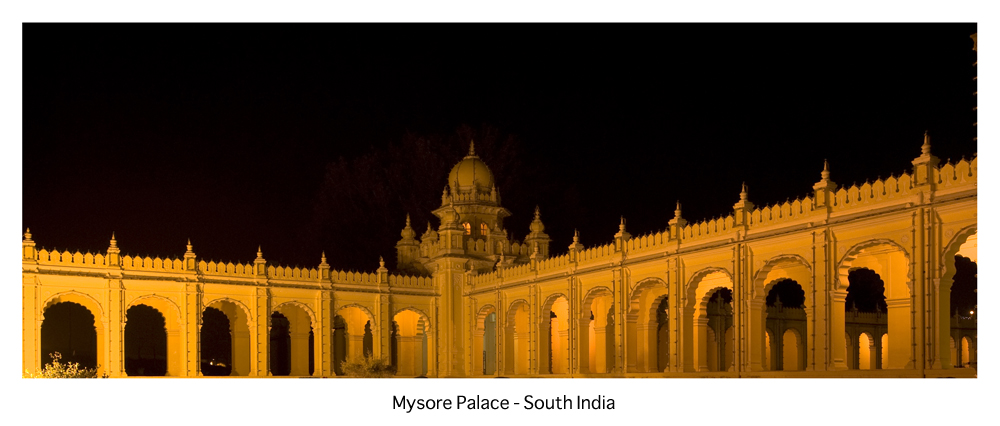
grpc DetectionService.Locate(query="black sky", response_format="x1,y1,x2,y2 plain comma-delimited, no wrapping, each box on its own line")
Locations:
23,24,977,271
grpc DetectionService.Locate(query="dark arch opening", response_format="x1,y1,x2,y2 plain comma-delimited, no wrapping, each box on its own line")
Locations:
951,255,977,316
707,288,733,372
656,297,669,372
125,304,167,376
845,268,887,370
765,279,806,371
40,302,97,370
845,269,887,312
269,312,291,376
951,255,977,368
201,307,232,376
363,321,374,357
483,312,496,375
766,279,805,308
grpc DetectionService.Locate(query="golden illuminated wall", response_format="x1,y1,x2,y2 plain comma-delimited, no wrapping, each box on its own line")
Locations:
23,137,976,377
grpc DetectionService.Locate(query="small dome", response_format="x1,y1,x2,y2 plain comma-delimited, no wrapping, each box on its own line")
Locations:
448,141,494,192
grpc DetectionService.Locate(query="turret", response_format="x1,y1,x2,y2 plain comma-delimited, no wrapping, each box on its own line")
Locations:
395,214,420,270
523,206,551,259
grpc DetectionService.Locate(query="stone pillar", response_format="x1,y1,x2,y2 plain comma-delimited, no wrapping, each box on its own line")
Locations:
695,317,709,371
253,288,269,376
576,318,590,374
626,314,638,373
830,290,848,370
748,300,766,371
886,297,912,369
232,329,251,376
183,282,202,377
289,329,310,376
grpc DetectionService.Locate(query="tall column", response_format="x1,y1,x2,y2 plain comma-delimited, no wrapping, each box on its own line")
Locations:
830,290,848,370
253,288,270,376
183,282,202,377
289,327,310,376
748,300,766,371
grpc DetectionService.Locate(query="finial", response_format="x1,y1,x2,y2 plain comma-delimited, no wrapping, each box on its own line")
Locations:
674,200,682,217
110,232,117,248
821,159,830,180
257,245,263,257
468,140,476,157
534,205,541,220
740,182,748,201
405,214,411,226
24,228,32,240
922,130,931,156
186,238,193,252
619,216,626,231
427,221,433,232
321,251,327,263
379,256,385,268
573,229,580,243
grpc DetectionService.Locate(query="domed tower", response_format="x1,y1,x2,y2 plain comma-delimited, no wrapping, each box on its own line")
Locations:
429,141,512,272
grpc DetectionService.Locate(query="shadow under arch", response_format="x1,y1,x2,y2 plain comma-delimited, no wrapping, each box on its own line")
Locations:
271,301,315,376
539,293,570,375
752,255,812,372
334,303,376,374
474,304,498,376
503,299,531,375
939,225,977,370
203,297,253,376
626,277,669,373
392,306,432,377
40,291,107,376
579,286,615,374
683,267,734,372
835,239,912,370
125,295,183,376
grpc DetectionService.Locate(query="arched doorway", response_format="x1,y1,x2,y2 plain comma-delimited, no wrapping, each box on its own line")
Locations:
579,287,614,374
626,279,669,373
271,303,314,376
40,302,98,370
540,295,570,375
844,268,887,370
333,305,374,375
204,299,251,376
704,288,734,372
124,304,168,376
837,241,909,370
201,307,232,376
764,279,806,371
392,309,429,377
504,300,530,375
473,306,497,375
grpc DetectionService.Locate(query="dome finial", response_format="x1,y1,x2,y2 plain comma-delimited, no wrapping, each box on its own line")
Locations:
921,130,932,156
674,200,682,218
821,159,830,180
468,140,476,157
573,229,580,243
534,205,541,220
24,228,32,240
740,182,748,201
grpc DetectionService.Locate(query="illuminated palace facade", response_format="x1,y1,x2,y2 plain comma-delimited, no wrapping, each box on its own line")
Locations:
22,134,977,378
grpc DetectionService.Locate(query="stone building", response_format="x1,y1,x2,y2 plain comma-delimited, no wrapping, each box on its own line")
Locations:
22,134,977,378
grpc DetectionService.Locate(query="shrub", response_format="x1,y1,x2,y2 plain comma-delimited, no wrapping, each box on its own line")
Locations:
24,352,105,378
340,354,395,378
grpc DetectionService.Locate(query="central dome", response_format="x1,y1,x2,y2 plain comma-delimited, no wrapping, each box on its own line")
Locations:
448,141,494,192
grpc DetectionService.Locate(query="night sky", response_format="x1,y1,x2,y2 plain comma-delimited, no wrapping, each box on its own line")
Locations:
23,24,977,272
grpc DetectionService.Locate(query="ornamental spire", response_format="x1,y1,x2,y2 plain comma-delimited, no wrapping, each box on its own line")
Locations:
468,140,476,157
921,130,932,156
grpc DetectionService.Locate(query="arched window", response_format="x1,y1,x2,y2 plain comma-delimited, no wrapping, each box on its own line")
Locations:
462,222,471,235
480,223,489,236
